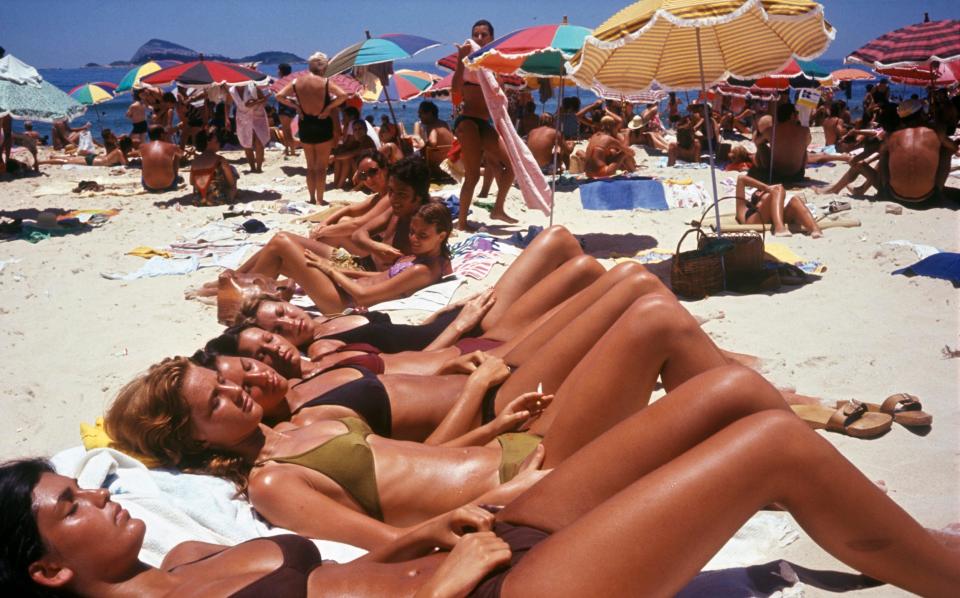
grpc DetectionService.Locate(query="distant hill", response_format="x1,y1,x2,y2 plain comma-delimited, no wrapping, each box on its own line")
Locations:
117,39,303,66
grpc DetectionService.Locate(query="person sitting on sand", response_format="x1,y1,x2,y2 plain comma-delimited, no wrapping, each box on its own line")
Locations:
624,114,671,153
822,101,849,147
583,115,636,178
189,128,238,205
526,114,572,173
39,136,132,168
818,100,957,203
667,121,701,166
50,119,91,150
735,174,821,238
332,116,378,190
140,126,184,193
752,102,812,184
409,101,455,177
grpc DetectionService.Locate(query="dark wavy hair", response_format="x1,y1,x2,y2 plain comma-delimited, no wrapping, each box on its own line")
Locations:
357,148,388,169
0,458,62,598
388,155,430,203
414,201,453,260
472,19,494,39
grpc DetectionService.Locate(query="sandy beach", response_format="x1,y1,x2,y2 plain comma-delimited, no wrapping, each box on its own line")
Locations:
1,130,957,596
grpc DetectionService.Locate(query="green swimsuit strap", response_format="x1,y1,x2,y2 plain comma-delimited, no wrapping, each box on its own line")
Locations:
264,416,384,521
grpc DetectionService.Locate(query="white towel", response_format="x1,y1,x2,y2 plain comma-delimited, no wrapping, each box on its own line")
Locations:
52,446,366,566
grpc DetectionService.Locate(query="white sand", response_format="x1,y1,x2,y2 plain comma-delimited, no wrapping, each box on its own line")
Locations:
1,135,957,596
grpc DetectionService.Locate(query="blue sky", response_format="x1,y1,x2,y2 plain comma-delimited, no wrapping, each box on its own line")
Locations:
2,0,956,68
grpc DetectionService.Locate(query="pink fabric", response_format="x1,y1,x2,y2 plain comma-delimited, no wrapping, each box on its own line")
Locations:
466,40,552,216
229,86,270,149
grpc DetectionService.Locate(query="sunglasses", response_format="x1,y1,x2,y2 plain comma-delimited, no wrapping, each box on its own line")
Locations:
358,166,380,180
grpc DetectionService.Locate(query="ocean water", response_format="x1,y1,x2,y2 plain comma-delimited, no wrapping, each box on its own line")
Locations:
14,59,931,143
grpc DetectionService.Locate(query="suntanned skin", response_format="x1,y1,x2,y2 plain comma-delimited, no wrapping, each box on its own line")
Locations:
526,125,571,171
125,99,147,144
734,175,822,237
584,132,635,178
822,115,847,146
140,139,183,190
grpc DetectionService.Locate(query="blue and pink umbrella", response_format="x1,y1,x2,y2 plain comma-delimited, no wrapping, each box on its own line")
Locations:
325,32,442,76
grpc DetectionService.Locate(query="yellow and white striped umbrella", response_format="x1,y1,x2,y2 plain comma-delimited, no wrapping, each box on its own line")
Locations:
568,0,836,93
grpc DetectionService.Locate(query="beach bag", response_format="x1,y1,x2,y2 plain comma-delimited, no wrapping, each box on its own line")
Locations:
697,196,765,280
671,227,724,299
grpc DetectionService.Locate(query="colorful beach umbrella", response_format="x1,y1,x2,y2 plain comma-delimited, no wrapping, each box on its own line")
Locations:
567,0,836,234
465,22,592,77
830,68,874,83
371,69,439,102
729,58,830,90
876,63,959,87
68,82,117,105
0,54,86,122
435,53,527,88
846,18,960,69
142,58,267,86
326,33,441,76
115,60,181,93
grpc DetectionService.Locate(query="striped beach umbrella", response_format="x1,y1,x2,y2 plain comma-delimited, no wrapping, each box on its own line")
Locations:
142,59,267,86
830,68,874,83
116,60,181,93
465,22,592,77
268,71,363,96
846,18,960,69
326,33,441,76
567,0,836,233
876,63,959,87
374,69,439,102
68,82,117,105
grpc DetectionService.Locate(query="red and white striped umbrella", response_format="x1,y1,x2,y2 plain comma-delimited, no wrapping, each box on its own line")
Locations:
847,18,960,69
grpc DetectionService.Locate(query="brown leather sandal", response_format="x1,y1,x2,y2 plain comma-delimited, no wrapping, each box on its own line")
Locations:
792,400,893,439
836,394,932,428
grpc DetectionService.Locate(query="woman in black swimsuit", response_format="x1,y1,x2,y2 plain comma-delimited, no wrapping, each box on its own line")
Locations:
9,362,957,597
275,52,349,204
734,174,822,237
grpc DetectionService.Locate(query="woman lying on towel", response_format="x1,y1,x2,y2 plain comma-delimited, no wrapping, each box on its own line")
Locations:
194,263,672,435
734,174,823,238
106,284,830,550
8,369,959,597
231,227,603,372
308,151,392,250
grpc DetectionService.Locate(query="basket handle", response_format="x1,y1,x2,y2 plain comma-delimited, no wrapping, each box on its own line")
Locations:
674,227,703,257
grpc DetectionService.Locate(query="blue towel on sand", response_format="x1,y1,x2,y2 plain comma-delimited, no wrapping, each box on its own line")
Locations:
892,252,960,286
579,178,668,211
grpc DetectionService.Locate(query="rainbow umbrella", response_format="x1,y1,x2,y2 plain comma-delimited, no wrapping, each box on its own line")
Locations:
142,58,267,86
435,53,527,88
68,81,117,105
116,60,181,93
374,69,439,102
326,32,441,76
465,22,592,77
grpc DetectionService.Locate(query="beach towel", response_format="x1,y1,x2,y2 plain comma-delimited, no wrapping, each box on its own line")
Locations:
579,178,668,211
884,240,940,260
892,252,960,286
665,180,710,209
470,39,551,216
102,245,252,281
711,213,860,232
764,242,826,275
51,446,366,566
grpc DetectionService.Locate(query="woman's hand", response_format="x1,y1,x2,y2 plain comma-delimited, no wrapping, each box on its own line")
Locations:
303,248,334,275
451,288,496,334
409,504,497,550
489,392,553,435
374,242,403,263
455,43,472,60
414,531,511,598
435,350,486,376
309,223,328,240
471,355,511,388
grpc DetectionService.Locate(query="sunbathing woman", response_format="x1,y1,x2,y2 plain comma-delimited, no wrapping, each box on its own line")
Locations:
189,129,238,205
50,373,956,596
452,19,517,230
308,151,391,251
39,136,132,167
735,174,822,237
107,276,809,550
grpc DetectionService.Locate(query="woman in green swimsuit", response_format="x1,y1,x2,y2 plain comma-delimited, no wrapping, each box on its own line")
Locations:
107,283,782,551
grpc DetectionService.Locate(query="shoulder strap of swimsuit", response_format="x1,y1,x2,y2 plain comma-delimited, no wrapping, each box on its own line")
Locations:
323,78,330,111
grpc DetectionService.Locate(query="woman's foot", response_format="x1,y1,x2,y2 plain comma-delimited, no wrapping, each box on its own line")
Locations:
490,210,519,224
773,228,792,237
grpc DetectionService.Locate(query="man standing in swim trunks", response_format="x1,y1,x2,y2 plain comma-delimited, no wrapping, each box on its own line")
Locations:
140,126,184,193
126,90,148,147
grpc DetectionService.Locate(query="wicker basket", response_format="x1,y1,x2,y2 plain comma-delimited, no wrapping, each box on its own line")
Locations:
698,230,764,276
671,228,724,299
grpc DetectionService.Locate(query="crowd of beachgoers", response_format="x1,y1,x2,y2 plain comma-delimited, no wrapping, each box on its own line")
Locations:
2,13,960,598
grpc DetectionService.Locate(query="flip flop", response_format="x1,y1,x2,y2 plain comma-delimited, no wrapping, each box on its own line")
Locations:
792,400,893,439
827,200,851,214
835,394,932,428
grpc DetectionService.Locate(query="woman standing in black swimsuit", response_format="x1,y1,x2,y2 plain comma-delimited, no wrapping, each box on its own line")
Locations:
276,52,349,204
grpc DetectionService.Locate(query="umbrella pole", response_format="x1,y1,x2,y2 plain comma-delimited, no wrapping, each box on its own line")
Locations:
695,29,721,232
383,89,400,132
550,79,564,227
768,93,777,184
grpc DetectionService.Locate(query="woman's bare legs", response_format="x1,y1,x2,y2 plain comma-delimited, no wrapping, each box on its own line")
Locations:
498,369,959,597
480,226,584,332
482,133,517,224
238,232,343,311
784,193,823,237
456,120,483,230
303,140,334,204
757,184,789,235
235,232,337,278
507,294,729,462
280,114,296,156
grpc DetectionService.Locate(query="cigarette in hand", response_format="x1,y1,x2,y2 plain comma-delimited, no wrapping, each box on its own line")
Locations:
537,382,543,394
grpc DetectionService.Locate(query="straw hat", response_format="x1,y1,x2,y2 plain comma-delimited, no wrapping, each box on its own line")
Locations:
627,115,645,130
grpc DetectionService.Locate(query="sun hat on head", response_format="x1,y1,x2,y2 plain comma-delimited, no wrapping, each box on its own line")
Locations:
627,115,644,130
897,98,923,118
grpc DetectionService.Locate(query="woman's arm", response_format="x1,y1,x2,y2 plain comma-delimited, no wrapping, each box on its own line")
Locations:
306,256,434,306
423,356,509,446
422,290,496,351
451,43,471,96
314,198,391,240
319,81,350,118
350,207,396,256
249,465,403,549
